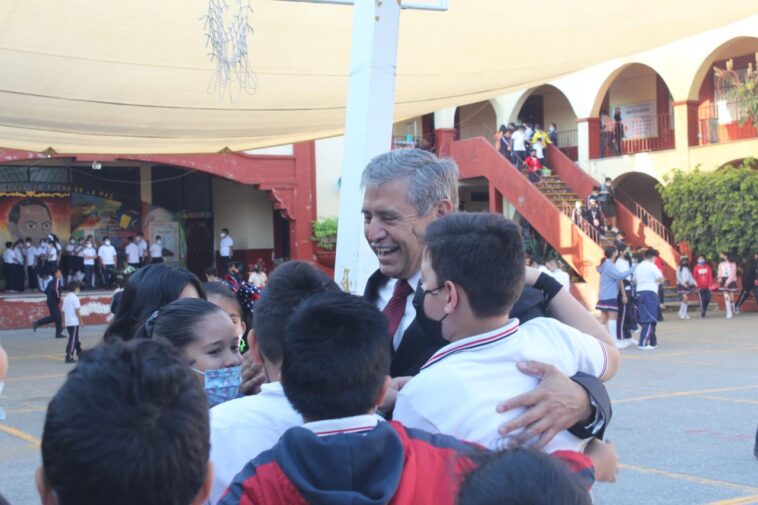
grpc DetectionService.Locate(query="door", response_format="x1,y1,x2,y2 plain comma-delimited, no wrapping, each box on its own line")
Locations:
185,218,213,279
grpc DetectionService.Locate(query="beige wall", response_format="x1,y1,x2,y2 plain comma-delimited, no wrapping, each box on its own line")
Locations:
608,66,657,110
212,178,274,250
458,101,496,140
541,88,578,134
393,117,423,139
315,136,344,218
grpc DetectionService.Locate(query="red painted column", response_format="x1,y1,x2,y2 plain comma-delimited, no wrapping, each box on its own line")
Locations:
435,128,457,158
291,141,317,262
577,118,601,160
488,185,503,214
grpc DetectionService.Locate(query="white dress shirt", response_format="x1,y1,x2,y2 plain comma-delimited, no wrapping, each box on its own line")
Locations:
150,242,163,258
98,244,117,265
634,260,663,293
208,382,302,505
219,235,234,257
393,317,608,454
375,271,421,351
125,243,140,264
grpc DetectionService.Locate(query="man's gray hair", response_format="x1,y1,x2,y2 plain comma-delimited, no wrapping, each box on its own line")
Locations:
361,149,459,216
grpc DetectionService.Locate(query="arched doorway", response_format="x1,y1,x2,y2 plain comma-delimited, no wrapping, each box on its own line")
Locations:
514,84,578,160
615,172,670,227
691,37,758,146
456,100,497,141
594,64,675,158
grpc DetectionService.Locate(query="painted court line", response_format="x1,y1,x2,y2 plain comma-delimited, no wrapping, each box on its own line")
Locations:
694,395,758,406
4,373,67,382
0,423,41,448
619,463,758,494
622,346,758,360
615,384,758,404
708,494,758,505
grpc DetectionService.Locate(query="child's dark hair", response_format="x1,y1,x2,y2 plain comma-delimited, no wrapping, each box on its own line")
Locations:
282,291,389,421
604,246,617,259
423,212,525,318
644,248,657,260
204,281,249,337
204,266,219,280
104,264,205,343
457,448,592,505
40,339,209,505
141,298,225,353
253,261,340,364
67,281,82,291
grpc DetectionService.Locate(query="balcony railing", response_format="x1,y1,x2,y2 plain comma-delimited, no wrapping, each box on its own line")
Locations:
597,113,675,159
697,100,757,145
556,129,578,161
391,134,436,152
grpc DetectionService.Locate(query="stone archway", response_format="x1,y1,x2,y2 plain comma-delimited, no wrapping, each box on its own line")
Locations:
456,100,497,141
614,172,670,227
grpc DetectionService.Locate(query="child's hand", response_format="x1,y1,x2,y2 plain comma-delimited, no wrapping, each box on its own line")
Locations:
586,438,618,483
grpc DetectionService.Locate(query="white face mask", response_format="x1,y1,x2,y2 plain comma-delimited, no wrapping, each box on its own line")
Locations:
86,242,93,248
69,239,75,245
25,242,32,247
104,240,111,246
220,232,227,238
156,240,162,245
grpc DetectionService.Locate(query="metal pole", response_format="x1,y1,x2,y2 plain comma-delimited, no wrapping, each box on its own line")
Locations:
333,0,401,294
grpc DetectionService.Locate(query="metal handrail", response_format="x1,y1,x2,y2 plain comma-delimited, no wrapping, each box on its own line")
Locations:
614,187,676,246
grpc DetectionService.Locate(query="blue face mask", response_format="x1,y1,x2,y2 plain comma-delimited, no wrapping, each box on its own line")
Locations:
194,366,242,408
697,259,706,265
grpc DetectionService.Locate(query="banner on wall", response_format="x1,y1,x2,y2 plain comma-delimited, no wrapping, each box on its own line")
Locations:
71,193,141,248
0,192,71,246
143,204,186,266
611,101,658,139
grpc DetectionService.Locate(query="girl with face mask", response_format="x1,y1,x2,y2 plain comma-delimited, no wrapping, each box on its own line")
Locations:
676,257,696,319
141,298,243,408
717,253,738,319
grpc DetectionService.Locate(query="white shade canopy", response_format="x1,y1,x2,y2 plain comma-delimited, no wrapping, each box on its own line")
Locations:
0,0,755,153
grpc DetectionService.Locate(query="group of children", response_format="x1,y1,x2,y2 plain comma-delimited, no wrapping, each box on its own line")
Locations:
21,211,623,505
571,180,618,238
2,234,62,293
680,252,751,320
494,123,559,184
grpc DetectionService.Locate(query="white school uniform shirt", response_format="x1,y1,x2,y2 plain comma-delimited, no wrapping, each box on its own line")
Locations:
98,244,117,265
47,244,59,262
511,130,526,151
137,239,148,258
208,382,303,505
634,260,662,293
62,292,81,327
219,235,234,257
13,246,23,265
125,243,140,264
150,242,163,258
375,271,421,351
25,246,37,267
393,317,608,454
82,246,97,266
2,248,16,264
37,245,48,263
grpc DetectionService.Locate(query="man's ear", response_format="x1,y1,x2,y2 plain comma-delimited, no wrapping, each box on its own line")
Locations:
36,467,58,505
191,462,214,505
435,199,455,218
445,280,459,315
375,376,391,408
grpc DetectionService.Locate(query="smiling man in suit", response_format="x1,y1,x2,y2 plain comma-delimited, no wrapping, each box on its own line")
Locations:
361,148,613,447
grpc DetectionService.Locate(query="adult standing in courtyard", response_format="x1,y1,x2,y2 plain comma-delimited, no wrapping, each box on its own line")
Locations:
360,148,612,446
150,235,164,264
219,228,234,274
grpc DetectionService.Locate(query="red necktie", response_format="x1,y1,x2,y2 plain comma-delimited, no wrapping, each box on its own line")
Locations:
383,279,414,339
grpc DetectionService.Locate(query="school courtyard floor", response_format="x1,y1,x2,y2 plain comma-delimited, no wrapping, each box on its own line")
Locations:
1,312,757,505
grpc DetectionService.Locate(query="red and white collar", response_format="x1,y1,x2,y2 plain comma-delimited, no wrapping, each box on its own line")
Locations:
303,414,379,437
421,319,520,371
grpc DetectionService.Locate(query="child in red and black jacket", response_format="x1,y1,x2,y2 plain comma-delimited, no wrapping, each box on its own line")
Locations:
218,293,597,505
693,256,714,318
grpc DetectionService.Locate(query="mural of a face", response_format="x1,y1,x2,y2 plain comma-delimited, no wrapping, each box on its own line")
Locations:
8,201,53,243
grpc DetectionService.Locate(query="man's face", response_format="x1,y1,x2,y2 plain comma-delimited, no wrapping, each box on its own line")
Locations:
362,178,439,280
9,205,52,243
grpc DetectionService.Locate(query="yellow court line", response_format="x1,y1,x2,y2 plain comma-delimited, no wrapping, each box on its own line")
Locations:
3,406,47,414
694,395,758,406
619,463,758,494
708,494,758,505
0,423,41,447
9,353,66,362
615,384,758,404
4,373,67,382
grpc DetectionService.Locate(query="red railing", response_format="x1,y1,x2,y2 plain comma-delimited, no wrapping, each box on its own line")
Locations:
697,101,757,145
597,113,675,158
614,186,676,246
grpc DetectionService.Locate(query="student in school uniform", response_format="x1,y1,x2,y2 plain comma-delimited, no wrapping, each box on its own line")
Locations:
33,268,65,338
633,250,664,349
24,237,38,291
81,240,97,290
135,232,149,267
218,228,234,274
125,236,141,269
3,242,18,292
717,252,738,319
62,282,83,363
393,213,620,456
596,246,636,349
150,235,164,264
36,238,50,292
676,256,696,320
98,236,118,288
692,256,714,318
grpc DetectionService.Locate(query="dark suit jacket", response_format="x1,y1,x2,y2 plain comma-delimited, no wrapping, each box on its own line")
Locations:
364,269,611,439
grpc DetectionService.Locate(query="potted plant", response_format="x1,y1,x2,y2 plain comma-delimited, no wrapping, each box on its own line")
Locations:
312,217,338,267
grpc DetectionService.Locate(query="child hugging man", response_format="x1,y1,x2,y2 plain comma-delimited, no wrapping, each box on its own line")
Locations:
393,212,620,458
219,292,489,505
